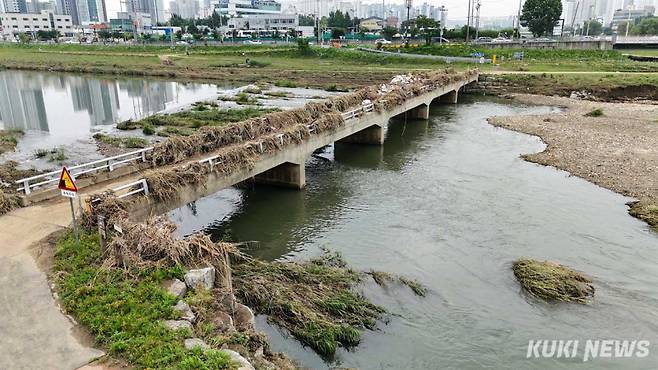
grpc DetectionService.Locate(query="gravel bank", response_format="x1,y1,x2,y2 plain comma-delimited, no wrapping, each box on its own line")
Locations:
488,94,658,231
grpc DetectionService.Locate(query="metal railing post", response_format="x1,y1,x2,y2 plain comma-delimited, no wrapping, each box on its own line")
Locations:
23,180,31,195
142,179,150,196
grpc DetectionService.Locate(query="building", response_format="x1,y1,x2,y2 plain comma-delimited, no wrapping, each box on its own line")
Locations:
226,13,297,30
126,0,163,24
360,16,383,31
0,11,73,35
215,0,281,16
612,6,655,27
1,0,28,13
0,72,48,131
169,0,198,18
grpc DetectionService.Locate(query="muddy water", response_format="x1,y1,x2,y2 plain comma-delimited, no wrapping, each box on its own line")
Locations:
169,96,658,369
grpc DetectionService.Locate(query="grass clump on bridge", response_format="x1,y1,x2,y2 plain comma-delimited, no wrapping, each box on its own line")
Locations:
53,230,234,369
118,106,280,135
513,258,594,304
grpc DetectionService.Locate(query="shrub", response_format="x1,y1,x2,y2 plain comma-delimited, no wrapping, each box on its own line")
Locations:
584,108,604,117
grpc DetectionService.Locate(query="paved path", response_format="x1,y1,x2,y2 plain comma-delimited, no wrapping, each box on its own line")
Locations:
0,199,104,369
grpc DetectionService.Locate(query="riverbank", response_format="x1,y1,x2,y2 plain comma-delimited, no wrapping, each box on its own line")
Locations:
488,94,658,231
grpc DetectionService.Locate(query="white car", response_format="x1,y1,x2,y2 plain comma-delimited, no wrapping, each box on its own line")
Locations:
375,38,392,45
176,41,189,45
492,37,512,43
243,40,262,45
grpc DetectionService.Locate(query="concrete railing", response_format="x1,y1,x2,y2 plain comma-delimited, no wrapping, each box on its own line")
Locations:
16,147,152,195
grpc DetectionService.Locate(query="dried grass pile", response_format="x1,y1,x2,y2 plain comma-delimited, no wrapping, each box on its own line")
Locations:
106,216,231,269
146,163,210,202
0,190,21,216
513,258,594,304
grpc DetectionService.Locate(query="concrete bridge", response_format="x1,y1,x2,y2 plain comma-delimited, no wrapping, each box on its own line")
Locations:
129,74,478,218
14,72,478,218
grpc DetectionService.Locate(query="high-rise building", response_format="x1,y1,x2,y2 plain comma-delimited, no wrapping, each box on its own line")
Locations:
169,0,199,18
0,73,49,132
1,0,28,13
126,0,163,23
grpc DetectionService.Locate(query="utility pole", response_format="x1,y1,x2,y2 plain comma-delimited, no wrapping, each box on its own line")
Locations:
475,0,481,40
516,0,522,39
406,0,412,43
466,0,471,43
316,0,320,44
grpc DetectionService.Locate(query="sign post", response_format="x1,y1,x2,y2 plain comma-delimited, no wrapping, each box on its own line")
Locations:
58,167,79,243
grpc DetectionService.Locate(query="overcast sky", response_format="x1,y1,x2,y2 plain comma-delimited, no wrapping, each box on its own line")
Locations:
106,0,523,22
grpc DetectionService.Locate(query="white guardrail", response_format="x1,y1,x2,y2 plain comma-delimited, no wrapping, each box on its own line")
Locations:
17,103,376,198
112,179,150,199
16,147,152,195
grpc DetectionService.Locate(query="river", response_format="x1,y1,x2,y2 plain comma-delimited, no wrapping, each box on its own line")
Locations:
168,96,658,369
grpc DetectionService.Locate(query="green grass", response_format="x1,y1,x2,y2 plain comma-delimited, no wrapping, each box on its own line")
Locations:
54,230,234,369
584,108,604,117
129,107,279,132
48,147,67,162
93,133,149,149
274,79,297,88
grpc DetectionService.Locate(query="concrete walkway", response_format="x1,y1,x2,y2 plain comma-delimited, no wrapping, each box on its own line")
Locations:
0,200,104,369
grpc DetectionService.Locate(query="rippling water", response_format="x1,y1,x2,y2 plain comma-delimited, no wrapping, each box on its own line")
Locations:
169,96,658,369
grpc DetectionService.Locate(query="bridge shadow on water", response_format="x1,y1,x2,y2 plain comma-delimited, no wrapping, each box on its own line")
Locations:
168,100,461,261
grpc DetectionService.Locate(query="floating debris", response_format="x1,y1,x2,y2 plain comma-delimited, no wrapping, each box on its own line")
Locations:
513,259,594,304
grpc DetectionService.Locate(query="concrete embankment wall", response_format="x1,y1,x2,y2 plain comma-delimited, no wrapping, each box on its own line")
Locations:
483,40,612,50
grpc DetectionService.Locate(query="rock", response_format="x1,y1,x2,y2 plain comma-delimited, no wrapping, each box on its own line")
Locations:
162,279,187,299
184,267,216,290
221,349,255,370
233,302,255,330
184,338,210,350
174,300,196,322
212,311,234,333
218,292,236,310
164,320,193,332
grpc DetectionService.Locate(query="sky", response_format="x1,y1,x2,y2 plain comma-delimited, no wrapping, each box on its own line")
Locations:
105,0,524,22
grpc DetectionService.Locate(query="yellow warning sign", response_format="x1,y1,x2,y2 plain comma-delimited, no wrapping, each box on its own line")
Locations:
58,167,78,192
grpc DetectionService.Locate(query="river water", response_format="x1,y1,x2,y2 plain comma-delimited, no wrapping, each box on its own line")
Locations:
169,96,658,369
0,70,335,169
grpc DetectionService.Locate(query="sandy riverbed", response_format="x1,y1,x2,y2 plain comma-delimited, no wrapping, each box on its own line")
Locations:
488,94,658,231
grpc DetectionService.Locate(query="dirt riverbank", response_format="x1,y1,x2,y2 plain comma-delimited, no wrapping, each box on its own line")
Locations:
488,94,658,231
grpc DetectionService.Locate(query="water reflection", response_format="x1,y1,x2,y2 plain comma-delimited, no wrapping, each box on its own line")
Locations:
0,70,218,133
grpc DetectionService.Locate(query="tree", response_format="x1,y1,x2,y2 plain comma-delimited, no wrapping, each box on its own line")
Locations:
584,20,602,35
617,21,632,35
331,27,346,39
97,30,111,41
381,26,397,40
520,0,562,37
632,17,658,35
415,15,440,45
36,30,60,40
299,14,315,27
17,33,31,44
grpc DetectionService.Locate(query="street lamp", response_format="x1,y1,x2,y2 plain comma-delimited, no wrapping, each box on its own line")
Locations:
438,6,447,45
405,0,412,43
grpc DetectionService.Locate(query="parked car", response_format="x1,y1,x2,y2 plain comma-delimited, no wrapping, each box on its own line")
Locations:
176,41,189,45
492,37,512,43
375,38,392,45
243,40,262,45
475,37,492,43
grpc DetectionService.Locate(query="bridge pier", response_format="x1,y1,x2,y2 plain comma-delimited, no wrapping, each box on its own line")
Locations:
337,124,384,145
439,89,458,104
254,161,306,189
409,103,430,119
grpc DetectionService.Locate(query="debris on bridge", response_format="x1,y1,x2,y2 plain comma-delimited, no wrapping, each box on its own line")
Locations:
140,69,477,203
513,258,595,304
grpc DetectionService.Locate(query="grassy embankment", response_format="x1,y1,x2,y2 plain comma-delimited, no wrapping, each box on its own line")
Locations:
0,44,452,89
54,231,235,369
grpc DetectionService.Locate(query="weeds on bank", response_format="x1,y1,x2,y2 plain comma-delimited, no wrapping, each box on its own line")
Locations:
93,133,149,149
584,108,604,117
512,259,594,304
53,230,234,369
48,147,67,162
274,80,297,88
0,129,23,154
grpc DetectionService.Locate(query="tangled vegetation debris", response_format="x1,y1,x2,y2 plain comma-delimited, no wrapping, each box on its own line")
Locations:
232,250,425,356
367,270,428,297
513,259,594,304
0,129,23,155
584,108,604,117
0,161,41,216
629,201,658,232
